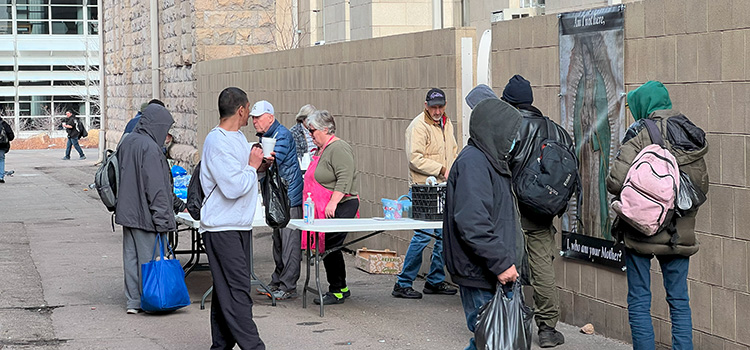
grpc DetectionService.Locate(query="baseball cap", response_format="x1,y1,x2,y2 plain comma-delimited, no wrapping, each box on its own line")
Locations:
425,88,446,106
250,100,274,117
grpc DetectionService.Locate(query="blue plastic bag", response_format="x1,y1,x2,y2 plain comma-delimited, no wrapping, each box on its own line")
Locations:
141,234,191,313
381,198,403,219
171,165,187,177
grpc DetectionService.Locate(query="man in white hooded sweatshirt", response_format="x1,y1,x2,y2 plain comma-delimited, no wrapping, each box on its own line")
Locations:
200,87,265,350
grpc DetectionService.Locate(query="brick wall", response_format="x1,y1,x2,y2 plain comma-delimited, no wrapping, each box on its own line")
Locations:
492,0,750,348
196,27,474,259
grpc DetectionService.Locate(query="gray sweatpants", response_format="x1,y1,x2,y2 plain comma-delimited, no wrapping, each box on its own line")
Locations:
122,226,165,310
270,206,303,292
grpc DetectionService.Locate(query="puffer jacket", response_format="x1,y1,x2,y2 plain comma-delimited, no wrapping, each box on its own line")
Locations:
405,111,458,185
606,109,708,257
510,105,575,230
114,104,177,233
263,120,303,207
444,98,523,290
0,119,15,153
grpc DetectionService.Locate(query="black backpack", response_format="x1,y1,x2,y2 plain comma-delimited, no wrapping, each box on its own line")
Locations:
513,119,580,217
186,161,216,220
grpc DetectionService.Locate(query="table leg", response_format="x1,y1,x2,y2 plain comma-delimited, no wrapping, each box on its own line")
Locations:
303,232,311,309
316,247,323,317
201,286,212,310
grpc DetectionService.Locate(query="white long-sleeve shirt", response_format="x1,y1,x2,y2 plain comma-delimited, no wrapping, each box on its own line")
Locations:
199,127,259,233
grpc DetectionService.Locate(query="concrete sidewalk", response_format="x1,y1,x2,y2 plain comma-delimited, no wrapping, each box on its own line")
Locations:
0,149,631,350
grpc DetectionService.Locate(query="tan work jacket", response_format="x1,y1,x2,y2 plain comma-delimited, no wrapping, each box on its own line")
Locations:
405,110,458,185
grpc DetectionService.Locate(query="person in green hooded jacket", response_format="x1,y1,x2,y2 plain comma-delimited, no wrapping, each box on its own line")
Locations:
606,81,708,350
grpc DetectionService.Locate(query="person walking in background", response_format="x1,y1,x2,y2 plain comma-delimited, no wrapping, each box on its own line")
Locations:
250,100,304,301
200,87,265,349
607,81,708,350
114,104,177,314
0,117,15,183
475,76,569,347
443,98,523,350
61,109,85,160
303,110,359,305
290,104,317,163
392,88,458,299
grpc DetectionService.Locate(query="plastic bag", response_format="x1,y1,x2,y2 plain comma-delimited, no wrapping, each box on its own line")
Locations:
676,170,707,215
261,161,291,228
381,198,403,219
398,195,412,219
475,282,533,350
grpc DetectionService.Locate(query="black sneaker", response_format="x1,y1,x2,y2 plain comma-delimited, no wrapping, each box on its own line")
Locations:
392,283,423,299
423,281,458,295
538,324,565,348
313,292,345,305
0,178,4,183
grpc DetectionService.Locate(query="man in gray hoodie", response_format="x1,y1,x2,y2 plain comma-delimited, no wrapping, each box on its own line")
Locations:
115,104,177,314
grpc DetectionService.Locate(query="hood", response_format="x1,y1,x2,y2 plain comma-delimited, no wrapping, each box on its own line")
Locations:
134,104,174,145
465,84,498,109
651,110,709,164
627,80,672,121
468,98,523,175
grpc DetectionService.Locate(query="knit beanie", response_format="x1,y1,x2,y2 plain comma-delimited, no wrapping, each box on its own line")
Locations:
501,75,534,106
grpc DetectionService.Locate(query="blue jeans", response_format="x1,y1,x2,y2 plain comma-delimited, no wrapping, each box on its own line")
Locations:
626,249,693,350
65,137,85,158
459,285,495,350
0,149,5,180
396,228,445,287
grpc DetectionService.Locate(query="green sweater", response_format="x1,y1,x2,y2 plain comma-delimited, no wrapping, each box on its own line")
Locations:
314,139,359,201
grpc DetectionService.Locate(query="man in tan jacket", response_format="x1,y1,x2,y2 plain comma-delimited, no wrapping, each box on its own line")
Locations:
392,88,459,299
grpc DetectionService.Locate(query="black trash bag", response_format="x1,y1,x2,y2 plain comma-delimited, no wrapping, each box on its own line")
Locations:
475,282,533,350
261,161,291,228
676,170,707,217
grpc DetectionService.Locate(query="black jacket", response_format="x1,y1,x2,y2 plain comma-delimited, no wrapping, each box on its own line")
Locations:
63,116,82,139
0,119,15,152
510,105,574,229
114,105,176,233
443,99,523,290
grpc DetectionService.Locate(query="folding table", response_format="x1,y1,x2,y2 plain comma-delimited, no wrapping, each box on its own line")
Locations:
285,218,443,317
173,212,277,307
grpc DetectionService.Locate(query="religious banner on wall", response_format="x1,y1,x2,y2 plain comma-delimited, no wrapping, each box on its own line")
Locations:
559,5,626,269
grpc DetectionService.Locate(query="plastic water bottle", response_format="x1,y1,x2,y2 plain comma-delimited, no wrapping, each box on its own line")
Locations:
304,192,315,224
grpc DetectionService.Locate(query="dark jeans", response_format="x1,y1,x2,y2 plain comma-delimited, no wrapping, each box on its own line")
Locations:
459,285,495,350
203,230,265,350
323,199,359,292
65,137,85,158
626,249,692,350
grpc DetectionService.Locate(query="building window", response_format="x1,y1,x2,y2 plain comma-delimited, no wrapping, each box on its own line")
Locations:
15,0,95,35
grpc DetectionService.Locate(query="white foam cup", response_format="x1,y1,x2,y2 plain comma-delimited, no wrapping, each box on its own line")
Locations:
261,137,277,158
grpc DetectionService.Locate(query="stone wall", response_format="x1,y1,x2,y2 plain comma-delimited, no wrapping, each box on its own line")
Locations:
492,0,750,347
103,0,280,167
196,27,475,258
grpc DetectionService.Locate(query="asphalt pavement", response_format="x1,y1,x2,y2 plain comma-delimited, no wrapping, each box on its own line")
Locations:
0,149,632,350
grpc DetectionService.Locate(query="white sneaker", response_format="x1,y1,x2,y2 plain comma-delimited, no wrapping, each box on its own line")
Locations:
126,308,140,314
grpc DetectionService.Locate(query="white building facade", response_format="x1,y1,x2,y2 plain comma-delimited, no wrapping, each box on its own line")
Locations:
0,0,100,138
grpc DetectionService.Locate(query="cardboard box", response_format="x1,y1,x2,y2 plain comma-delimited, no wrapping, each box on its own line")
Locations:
355,248,404,275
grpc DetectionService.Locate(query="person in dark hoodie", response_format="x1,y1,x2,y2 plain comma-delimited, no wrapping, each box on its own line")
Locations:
114,104,177,314
443,98,523,350
607,81,707,350
468,77,571,347
0,117,15,183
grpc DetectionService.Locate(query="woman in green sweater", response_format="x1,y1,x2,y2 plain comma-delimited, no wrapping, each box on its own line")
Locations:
303,110,359,305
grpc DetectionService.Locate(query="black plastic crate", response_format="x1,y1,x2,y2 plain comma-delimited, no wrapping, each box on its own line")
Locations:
411,184,446,221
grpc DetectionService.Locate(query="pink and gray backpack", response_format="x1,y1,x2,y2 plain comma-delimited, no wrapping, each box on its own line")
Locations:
611,119,680,236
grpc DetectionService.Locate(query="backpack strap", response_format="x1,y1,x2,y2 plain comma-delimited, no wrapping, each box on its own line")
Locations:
643,119,665,147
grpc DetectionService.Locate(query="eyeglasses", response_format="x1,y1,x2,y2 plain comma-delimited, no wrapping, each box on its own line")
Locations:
308,128,317,134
